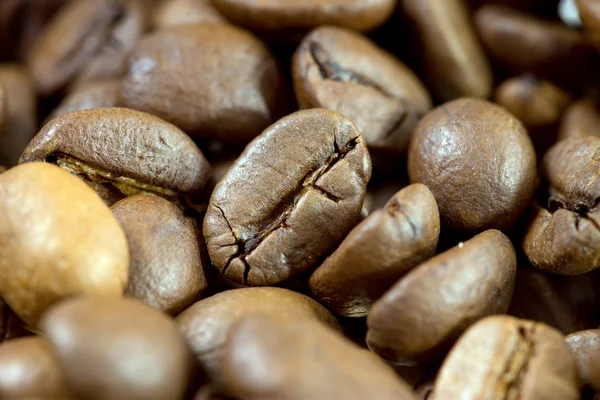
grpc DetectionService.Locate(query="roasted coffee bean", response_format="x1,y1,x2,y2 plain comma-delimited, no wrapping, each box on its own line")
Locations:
204,109,370,286
0,336,69,399
211,0,396,34
19,107,211,206
577,0,600,50
176,287,340,381
0,163,129,327
398,0,492,101
431,315,579,400
41,297,194,400
153,0,226,29
523,136,600,275
367,230,516,365
26,0,146,95
221,315,416,400
559,99,600,141
49,79,121,120
408,97,536,232
589,349,600,391
120,23,286,143
309,184,440,317
566,329,600,387
292,26,431,154
111,194,209,315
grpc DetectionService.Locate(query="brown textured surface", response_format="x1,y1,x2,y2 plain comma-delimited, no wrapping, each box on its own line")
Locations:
221,315,416,400
153,0,226,28
367,230,516,365
204,109,371,286
292,26,431,153
565,329,600,387
176,287,340,382
408,98,536,231
432,316,579,400
0,163,128,328
49,80,121,120
309,184,440,317
558,100,600,141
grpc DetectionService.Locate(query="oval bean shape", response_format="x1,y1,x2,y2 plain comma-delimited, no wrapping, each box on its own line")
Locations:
204,108,371,286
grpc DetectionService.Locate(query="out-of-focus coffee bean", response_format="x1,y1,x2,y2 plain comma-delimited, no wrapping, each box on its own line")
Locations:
566,329,600,387
48,79,121,120
153,0,226,29
577,0,600,50
559,99,600,141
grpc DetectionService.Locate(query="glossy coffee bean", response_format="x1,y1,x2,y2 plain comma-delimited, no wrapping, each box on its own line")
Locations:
111,194,209,315
221,315,416,400
152,0,226,29
309,184,440,317
292,26,431,154
41,297,194,400
398,0,492,101
176,287,340,381
408,97,536,231
0,337,69,399
26,0,146,95
431,315,579,400
566,329,600,387
121,23,286,143
367,230,516,365
19,107,211,206
49,79,121,120
559,100,600,141
523,136,600,275
0,163,129,327
204,109,370,286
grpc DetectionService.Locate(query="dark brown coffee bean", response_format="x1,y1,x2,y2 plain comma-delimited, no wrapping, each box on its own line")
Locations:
111,194,209,315
523,136,600,275
221,315,416,400
309,184,440,317
577,0,600,50
176,287,340,381
41,297,194,400
211,0,396,34
26,0,146,95
431,315,579,400
49,79,121,120
19,107,211,207
292,26,431,154
559,100,600,141
0,336,70,400
153,0,226,29
366,229,516,365
0,163,129,328
120,23,286,143
0,65,36,167
566,329,600,387
204,109,371,286
408,97,536,232
398,0,492,101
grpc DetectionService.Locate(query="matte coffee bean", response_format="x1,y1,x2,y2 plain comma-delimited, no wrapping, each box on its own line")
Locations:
398,0,492,101
26,0,146,95
523,136,600,275
111,194,209,315
0,337,69,399
19,107,211,206
204,109,371,286
121,23,286,143
0,163,129,327
309,184,440,317
589,348,600,391
559,100,600,141
176,287,340,381
292,26,432,154
367,230,516,365
49,79,121,120
41,297,194,400
153,0,226,29
565,329,600,387
408,97,536,231
221,315,416,400
431,315,579,400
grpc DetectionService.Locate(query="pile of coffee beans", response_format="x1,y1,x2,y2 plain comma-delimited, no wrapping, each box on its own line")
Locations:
2,0,600,399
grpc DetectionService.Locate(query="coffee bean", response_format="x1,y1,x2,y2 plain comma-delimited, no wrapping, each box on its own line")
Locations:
431,315,579,400
152,0,226,29
523,136,600,274
120,23,287,143
408,97,536,231
0,162,129,327
292,26,431,154
577,0,600,50
366,229,516,365
111,194,209,315
204,109,371,286
221,315,416,400
41,297,194,400
566,329,600,387
176,287,340,382
309,184,440,317
559,99,600,141
48,79,121,120
19,107,211,207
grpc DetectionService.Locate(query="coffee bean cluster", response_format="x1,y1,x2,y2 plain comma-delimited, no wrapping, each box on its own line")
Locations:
1,0,600,399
